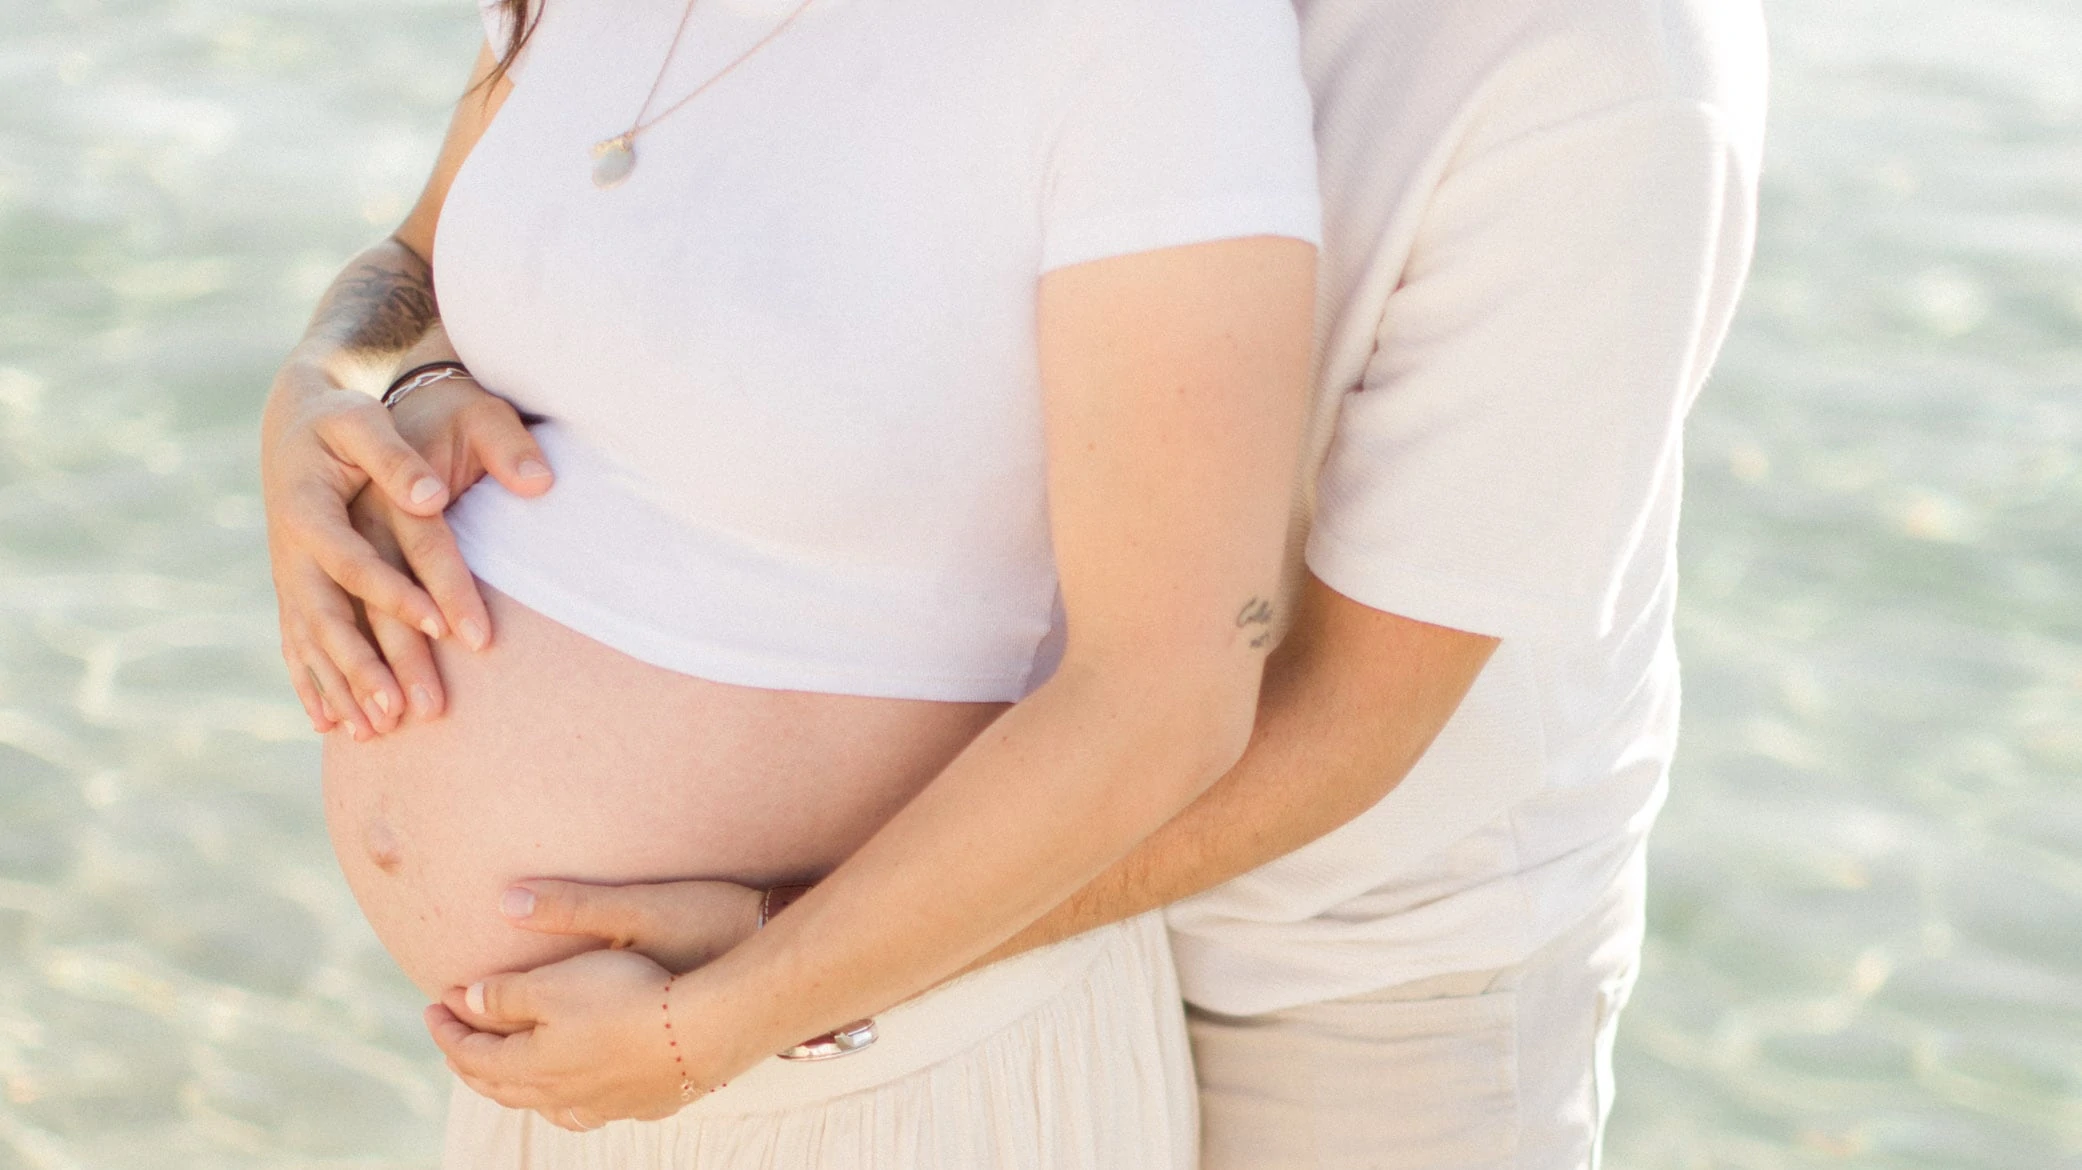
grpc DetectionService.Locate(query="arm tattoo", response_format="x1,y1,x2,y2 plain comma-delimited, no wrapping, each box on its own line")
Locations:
1235,596,1275,649
318,254,440,357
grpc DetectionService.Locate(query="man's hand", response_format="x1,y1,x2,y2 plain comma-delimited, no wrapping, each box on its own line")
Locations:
262,364,551,737
499,878,764,975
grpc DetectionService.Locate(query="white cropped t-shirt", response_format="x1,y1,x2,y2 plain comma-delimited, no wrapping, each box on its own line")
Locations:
436,0,1319,701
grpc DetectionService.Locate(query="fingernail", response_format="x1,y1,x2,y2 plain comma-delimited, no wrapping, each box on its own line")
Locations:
410,684,435,714
372,690,392,715
501,887,536,920
349,723,369,743
459,619,488,651
517,458,551,481
409,477,443,506
421,617,444,639
466,982,485,1015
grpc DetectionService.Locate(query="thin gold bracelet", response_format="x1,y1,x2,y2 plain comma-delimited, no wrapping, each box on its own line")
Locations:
660,975,706,1103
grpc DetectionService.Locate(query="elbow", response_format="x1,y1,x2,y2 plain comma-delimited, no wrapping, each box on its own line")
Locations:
1196,691,1259,784
1055,652,1265,808
1143,675,1261,800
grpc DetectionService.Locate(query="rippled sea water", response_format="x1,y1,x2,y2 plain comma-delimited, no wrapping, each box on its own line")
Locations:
1,0,2077,1166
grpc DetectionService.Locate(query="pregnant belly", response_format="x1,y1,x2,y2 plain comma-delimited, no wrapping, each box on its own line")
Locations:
322,584,1006,997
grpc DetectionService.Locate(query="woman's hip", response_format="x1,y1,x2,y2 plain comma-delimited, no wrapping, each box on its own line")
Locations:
443,911,1197,1169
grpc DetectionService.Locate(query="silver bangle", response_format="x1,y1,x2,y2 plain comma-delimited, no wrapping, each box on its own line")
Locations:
383,365,472,409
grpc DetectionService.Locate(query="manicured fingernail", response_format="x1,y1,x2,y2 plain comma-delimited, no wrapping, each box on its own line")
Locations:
459,619,488,651
409,477,443,506
421,617,444,639
372,691,392,715
517,459,551,481
501,887,536,920
465,982,485,1015
410,684,434,714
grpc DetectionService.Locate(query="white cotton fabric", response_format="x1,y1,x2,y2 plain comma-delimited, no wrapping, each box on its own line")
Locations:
441,914,1197,1170
1191,851,1647,1170
1165,0,1770,1013
437,0,1319,702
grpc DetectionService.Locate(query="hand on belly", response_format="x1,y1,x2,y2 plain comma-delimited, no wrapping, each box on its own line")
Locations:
320,583,1004,996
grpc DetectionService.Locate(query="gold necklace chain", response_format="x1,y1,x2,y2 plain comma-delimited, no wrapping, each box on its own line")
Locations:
590,0,820,189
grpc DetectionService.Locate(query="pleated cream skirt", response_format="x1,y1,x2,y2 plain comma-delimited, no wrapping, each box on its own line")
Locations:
442,911,1197,1169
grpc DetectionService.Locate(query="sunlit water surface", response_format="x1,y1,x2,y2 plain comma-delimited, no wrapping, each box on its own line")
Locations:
1,0,2078,1166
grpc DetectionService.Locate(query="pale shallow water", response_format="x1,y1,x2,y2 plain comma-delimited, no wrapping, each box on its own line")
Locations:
1,0,2078,1166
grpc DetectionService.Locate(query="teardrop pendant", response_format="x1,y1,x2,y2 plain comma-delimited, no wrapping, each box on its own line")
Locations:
591,135,636,189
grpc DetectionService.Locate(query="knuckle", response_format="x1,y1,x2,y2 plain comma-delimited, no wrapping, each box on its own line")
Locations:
323,638,382,682
457,392,512,427
346,661,389,695
402,527,455,565
329,555,372,595
343,398,396,438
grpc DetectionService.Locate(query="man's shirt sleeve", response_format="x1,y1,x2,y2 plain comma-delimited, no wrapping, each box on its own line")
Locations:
1307,97,1758,642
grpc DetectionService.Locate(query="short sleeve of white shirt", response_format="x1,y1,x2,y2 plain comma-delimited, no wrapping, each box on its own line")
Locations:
1307,98,1750,642
1039,0,1321,273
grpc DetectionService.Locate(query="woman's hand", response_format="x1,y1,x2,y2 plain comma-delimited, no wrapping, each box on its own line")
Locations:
499,878,764,975
427,948,735,1131
263,368,551,737
261,42,517,737
263,360,454,739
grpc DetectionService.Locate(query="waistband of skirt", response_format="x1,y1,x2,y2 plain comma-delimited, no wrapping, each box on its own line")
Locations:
682,917,1123,1116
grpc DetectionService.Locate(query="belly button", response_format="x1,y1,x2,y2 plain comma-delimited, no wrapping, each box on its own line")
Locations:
364,818,403,874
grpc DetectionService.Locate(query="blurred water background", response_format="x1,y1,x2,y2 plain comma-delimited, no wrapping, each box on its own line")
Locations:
0,0,2077,1165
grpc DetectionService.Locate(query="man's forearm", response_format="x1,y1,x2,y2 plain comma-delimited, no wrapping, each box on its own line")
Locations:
982,573,1499,964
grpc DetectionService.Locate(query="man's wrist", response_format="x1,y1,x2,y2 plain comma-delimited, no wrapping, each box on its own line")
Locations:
758,884,815,928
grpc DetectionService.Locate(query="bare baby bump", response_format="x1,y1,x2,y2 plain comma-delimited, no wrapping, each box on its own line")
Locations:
322,584,1005,997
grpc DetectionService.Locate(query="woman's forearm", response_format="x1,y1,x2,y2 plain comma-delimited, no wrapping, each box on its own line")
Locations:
280,236,442,396
671,239,1311,1078
981,575,1500,965
677,659,1257,1076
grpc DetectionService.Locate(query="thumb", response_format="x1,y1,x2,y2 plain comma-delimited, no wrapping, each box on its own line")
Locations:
503,880,645,947
465,400,555,498
326,401,450,517
458,971,544,1034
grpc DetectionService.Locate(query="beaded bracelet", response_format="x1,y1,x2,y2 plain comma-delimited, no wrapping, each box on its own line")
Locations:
381,360,473,408
660,974,707,1104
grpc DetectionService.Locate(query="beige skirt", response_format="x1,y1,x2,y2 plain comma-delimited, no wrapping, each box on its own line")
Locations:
442,912,1197,1170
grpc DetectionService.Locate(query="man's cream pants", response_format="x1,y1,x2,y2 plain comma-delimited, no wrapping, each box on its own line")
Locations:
1190,855,1646,1170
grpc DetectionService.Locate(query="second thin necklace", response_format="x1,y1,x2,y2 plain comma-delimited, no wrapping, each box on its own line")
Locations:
590,0,819,190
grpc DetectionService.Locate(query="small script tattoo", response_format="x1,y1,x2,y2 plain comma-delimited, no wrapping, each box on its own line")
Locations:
1235,596,1275,649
